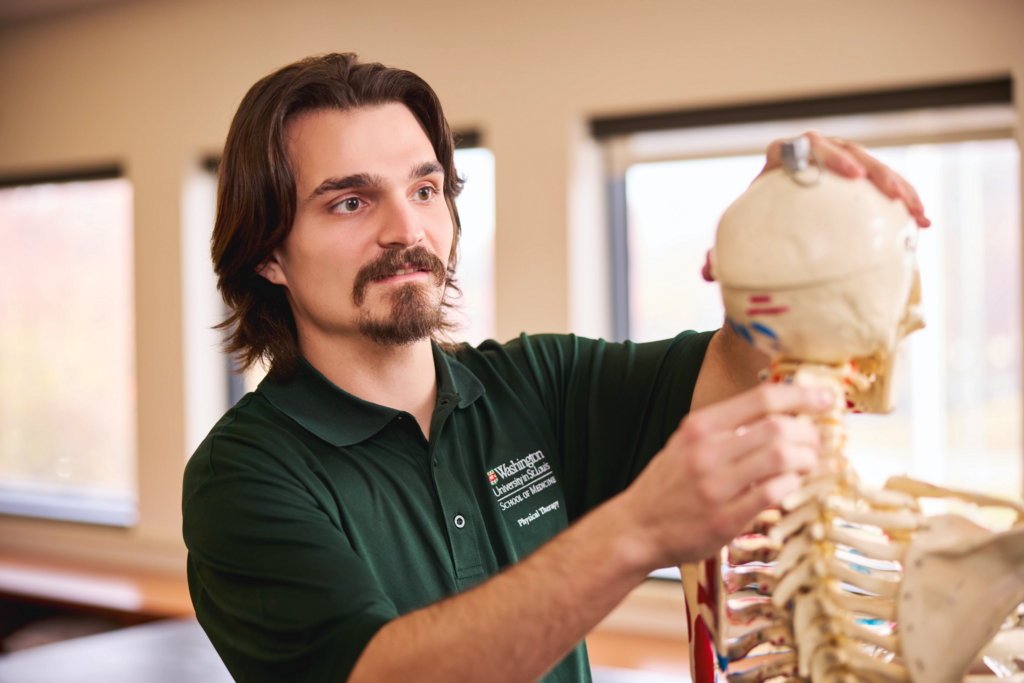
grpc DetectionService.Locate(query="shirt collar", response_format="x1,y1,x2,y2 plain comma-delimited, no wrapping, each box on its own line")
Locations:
436,343,485,409
259,342,485,448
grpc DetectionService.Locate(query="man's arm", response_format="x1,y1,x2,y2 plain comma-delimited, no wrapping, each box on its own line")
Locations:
349,382,829,683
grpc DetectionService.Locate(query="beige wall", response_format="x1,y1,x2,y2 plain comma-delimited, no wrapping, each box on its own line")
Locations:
0,0,1021,575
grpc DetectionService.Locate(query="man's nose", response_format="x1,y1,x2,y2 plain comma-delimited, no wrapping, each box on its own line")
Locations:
378,195,425,249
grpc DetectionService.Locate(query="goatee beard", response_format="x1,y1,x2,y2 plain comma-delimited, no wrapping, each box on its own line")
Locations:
358,281,445,347
353,246,448,347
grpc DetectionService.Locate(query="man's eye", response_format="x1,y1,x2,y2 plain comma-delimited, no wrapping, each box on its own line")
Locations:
417,187,436,201
335,198,361,213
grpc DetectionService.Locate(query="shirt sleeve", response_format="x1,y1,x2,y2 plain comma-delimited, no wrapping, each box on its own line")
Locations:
182,410,398,683
481,330,716,522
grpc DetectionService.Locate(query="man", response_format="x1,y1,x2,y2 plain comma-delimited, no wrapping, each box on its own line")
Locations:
183,53,929,683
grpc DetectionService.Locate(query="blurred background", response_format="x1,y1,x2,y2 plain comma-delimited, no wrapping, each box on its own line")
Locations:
0,0,1021,680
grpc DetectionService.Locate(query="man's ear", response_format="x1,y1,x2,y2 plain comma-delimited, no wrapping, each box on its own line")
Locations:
257,250,288,286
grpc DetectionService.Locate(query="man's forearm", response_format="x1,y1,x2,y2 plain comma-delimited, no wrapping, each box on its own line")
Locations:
348,493,654,683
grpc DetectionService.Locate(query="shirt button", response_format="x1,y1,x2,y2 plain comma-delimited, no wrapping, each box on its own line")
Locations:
453,515,466,529
433,458,438,467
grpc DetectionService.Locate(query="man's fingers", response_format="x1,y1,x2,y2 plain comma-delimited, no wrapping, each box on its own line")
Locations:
843,142,905,199
697,418,818,504
807,133,866,179
711,415,820,467
831,141,932,228
718,440,818,501
718,472,804,536
899,179,931,227
680,383,832,439
702,250,714,282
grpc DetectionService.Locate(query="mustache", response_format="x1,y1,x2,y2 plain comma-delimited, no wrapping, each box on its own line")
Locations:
351,246,448,305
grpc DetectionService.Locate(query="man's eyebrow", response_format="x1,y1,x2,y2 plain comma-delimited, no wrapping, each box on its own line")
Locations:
306,163,441,202
410,161,444,179
307,173,385,201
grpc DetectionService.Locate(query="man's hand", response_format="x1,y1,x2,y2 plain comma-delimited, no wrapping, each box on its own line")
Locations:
762,131,930,227
618,382,829,569
702,131,931,281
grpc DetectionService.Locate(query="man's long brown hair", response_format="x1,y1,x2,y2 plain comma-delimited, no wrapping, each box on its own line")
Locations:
212,53,465,381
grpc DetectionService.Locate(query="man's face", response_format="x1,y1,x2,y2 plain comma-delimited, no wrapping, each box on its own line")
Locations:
261,103,455,348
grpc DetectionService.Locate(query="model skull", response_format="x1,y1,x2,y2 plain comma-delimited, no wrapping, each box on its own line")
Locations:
710,142,924,412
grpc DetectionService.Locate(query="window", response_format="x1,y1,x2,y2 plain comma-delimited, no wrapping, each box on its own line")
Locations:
450,145,497,346
600,86,1021,519
0,171,136,526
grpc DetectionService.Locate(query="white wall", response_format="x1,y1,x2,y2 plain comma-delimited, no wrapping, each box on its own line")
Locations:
0,0,1021,574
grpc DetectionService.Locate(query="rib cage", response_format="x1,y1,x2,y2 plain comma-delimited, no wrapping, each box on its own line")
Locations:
684,360,1024,683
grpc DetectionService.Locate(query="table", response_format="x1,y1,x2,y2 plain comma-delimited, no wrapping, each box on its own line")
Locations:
0,618,232,683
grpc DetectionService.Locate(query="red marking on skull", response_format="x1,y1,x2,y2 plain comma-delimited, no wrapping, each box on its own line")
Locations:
747,306,790,316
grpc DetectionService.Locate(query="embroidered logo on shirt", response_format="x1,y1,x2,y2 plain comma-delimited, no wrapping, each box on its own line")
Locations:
517,500,560,527
488,450,557,512
491,450,545,482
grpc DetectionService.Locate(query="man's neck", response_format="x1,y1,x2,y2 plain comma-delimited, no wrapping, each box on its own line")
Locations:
690,324,769,412
300,332,438,440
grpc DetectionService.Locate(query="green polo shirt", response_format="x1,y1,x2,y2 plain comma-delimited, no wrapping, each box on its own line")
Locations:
183,331,714,683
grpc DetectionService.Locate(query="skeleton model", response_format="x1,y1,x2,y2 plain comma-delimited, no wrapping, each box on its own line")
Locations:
680,138,1024,683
